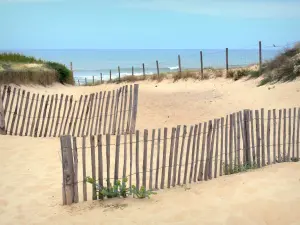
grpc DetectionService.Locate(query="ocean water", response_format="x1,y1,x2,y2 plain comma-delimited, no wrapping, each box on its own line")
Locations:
1,49,281,82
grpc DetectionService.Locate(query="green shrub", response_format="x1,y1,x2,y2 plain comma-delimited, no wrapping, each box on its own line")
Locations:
45,61,74,84
226,70,235,78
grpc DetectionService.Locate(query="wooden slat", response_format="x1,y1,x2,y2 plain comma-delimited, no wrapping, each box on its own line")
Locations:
143,129,148,188
97,134,103,199
94,92,102,135
129,132,133,189
130,84,139,133
1,85,6,102
103,91,111,134
178,125,187,184
59,95,69,137
121,86,128,134
189,125,198,183
34,95,45,137
72,95,82,136
90,136,97,200
135,130,140,189
155,129,161,189
49,94,58,137
297,108,300,160
219,118,224,176
292,108,296,159
105,134,111,189
108,90,115,134
54,94,63,137
261,108,266,166
193,123,202,182
20,92,30,136
81,95,91,137
224,115,229,174
3,86,11,116
44,95,54,137
183,125,194,184
209,120,216,180
114,134,121,183
283,109,287,161
198,122,207,181
255,110,261,167
278,109,282,162
72,137,79,203
288,109,292,161
82,136,87,201
126,85,133,133
90,93,98,135
6,88,16,133
244,110,252,165
236,113,241,167
39,95,49,137
10,89,21,135
214,119,220,178
30,94,39,137
123,134,127,179
25,93,35,136
149,129,155,190
112,89,120,134
68,101,77,135
173,125,181,186
250,111,256,163
63,96,73,136
160,128,167,189
86,94,94,136
168,127,176,188
273,109,277,163
232,114,237,167
228,114,233,173
267,110,271,165
77,95,88,137
98,92,106,135
117,87,125,134
204,121,212,180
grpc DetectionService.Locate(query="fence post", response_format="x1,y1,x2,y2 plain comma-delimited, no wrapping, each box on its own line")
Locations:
93,76,94,85
130,84,139,133
110,70,112,81
200,51,204,79
100,73,102,83
259,41,262,75
243,110,251,165
142,63,145,77
85,78,87,85
118,66,121,82
178,55,182,73
132,66,134,76
156,60,160,76
0,86,7,135
78,79,80,86
70,62,73,71
60,135,74,205
226,48,229,76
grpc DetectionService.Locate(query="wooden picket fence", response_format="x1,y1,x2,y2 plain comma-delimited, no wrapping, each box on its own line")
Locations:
60,107,300,205
0,84,139,137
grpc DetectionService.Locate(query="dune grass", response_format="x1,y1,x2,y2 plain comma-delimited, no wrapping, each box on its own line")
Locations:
0,53,74,85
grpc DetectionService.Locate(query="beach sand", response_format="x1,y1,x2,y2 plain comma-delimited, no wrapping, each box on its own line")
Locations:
1,78,300,225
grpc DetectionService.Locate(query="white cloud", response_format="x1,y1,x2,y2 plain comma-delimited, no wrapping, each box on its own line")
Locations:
120,0,300,19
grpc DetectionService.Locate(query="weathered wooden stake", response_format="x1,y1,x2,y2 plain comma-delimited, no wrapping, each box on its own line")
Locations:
118,66,121,82
156,60,160,76
200,51,204,79
178,55,182,73
259,41,262,75
142,63,145,76
226,48,229,76
0,86,6,135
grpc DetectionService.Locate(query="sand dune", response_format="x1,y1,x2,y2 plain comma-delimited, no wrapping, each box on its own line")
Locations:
1,78,300,225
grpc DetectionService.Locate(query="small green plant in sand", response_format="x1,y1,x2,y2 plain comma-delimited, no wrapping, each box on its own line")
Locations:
223,162,258,175
86,176,157,200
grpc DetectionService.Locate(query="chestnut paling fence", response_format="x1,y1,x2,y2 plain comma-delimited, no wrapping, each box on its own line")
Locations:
60,107,300,205
0,84,139,137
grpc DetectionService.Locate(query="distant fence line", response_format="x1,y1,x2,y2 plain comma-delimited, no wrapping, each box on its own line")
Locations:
72,41,267,85
60,107,300,205
0,84,139,137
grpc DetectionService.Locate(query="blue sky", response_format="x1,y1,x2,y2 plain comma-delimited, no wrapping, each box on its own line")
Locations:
0,0,300,49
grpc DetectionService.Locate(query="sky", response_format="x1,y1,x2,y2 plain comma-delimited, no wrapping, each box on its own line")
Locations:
0,0,300,49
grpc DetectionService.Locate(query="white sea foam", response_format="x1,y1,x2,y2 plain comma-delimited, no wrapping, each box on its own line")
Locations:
168,66,179,70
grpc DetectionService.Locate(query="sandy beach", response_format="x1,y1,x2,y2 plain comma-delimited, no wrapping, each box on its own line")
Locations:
1,77,300,225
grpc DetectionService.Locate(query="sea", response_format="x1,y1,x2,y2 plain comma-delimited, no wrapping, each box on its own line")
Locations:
1,49,281,83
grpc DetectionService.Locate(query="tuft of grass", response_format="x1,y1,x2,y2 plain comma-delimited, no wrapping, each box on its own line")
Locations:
226,70,235,78
223,162,258,175
150,73,167,82
172,71,199,82
258,75,272,86
249,70,260,78
0,53,74,85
